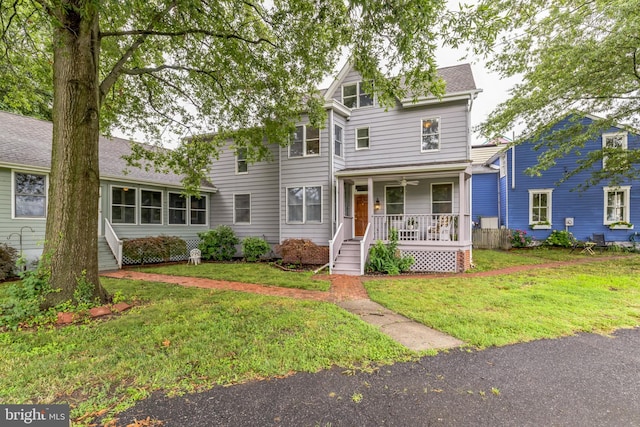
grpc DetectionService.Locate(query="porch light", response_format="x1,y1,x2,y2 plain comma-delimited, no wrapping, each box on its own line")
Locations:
375,198,381,211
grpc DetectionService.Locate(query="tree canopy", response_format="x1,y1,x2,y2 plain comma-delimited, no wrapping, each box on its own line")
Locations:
476,0,640,186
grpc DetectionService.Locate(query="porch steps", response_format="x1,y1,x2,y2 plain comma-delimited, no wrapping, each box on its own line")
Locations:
98,236,120,272
332,241,361,276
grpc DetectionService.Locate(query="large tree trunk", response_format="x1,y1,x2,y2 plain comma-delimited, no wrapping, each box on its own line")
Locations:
43,2,109,308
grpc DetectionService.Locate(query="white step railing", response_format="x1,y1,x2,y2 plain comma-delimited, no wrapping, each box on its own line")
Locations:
360,223,373,275
328,223,345,274
104,219,123,269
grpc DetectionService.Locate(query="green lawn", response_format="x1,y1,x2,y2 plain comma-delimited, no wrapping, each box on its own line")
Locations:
0,278,409,425
469,247,620,271
139,261,330,291
3,250,640,425
365,254,640,348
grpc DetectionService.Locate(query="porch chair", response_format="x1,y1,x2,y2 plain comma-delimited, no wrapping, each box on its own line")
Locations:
439,223,452,241
591,233,608,252
188,248,202,265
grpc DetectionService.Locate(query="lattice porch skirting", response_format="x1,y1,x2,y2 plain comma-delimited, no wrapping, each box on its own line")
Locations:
400,249,470,273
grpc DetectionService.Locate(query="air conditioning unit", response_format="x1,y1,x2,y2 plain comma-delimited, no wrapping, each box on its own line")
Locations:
480,217,499,229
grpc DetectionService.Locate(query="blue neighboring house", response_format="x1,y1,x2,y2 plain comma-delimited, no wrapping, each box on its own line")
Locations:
476,114,640,245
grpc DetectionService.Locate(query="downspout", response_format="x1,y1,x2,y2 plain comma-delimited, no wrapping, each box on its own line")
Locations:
279,144,282,244
329,109,335,236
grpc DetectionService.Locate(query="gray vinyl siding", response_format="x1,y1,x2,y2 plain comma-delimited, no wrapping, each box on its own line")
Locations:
332,69,470,170
208,142,280,244
372,179,460,215
280,117,332,245
0,167,47,263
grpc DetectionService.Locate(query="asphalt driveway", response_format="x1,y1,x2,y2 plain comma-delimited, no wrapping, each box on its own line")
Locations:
113,327,640,426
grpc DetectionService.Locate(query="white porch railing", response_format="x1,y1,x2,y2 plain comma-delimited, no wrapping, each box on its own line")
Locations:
328,222,345,274
372,214,460,242
104,219,123,269
360,223,373,275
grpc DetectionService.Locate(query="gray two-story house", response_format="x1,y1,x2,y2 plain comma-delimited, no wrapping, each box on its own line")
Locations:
209,62,481,274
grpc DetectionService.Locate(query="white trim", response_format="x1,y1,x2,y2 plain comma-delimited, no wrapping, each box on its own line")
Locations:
189,193,209,226
235,148,248,175
400,90,482,107
603,186,631,225
323,59,354,102
602,131,628,169
11,170,48,220
341,81,375,109
335,161,472,178
139,188,164,225
384,185,405,216
323,99,352,118
528,188,553,226
285,185,323,224
168,191,188,226
109,185,138,225
334,124,344,158
420,117,441,152
233,193,252,224
355,126,370,150
431,182,454,214
167,192,209,226
288,124,321,158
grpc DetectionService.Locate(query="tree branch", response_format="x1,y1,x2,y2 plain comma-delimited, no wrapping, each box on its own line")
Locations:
101,28,275,47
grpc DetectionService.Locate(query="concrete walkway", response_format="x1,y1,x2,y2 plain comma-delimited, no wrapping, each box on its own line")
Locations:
101,270,463,352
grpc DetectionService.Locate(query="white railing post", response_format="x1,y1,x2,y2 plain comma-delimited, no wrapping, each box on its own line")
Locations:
104,219,123,269
328,222,345,274
360,223,373,275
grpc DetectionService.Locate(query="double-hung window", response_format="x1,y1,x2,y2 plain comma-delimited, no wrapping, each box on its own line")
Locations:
289,125,320,157
13,172,47,218
287,186,322,223
602,132,628,168
529,189,552,226
140,190,162,224
356,127,370,150
111,187,136,224
431,183,453,213
341,81,373,108
421,118,440,152
168,193,208,225
603,186,630,224
236,148,248,174
234,194,251,224
334,125,343,157
385,186,405,215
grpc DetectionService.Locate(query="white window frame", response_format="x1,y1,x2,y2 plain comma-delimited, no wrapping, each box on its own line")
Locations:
421,117,441,152
233,193,251,224
11,170,48,219
288,125,321,158
602,132,628,168
334,124,343,158
384,185,405,215
341,81,374,109
110,185,137,225
355,127,370,150
236,148,248,174
431,182,454,214
140,188,163,225
168,192,208,226
528,189,553,227
603,186,631,225
286,186,323,224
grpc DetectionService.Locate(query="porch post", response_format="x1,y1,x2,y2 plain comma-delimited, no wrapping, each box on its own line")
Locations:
459,171,467,242
337,178,345,224
367,177,374,228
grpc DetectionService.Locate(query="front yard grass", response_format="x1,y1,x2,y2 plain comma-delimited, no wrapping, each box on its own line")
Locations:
365,254,640,348
0,278,409,425
139,262,330,291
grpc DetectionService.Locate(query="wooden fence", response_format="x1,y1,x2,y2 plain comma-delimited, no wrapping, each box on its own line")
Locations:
472,228,512,250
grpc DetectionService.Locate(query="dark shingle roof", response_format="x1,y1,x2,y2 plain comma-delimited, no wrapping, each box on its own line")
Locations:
437,63,477,94
0,111,215,190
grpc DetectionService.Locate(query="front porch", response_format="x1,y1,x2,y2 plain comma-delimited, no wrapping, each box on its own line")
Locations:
329,162,473,275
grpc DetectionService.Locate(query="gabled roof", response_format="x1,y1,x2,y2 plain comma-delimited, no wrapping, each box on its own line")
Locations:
0,111,216,191
323,61,481,105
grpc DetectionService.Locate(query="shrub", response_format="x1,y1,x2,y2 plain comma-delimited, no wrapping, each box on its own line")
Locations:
0,243,18,281
123,236,187,264
366,229,414,275
198,226,239,261
544,230,576,248
0,259,52,330
242,237,271,262
511,229,532,248
275,239,329,265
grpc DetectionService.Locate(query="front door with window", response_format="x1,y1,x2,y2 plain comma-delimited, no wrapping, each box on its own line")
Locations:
354,194,368,237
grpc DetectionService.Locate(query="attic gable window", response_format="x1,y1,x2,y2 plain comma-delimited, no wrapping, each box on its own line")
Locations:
342,81,373,109
289,125,320,158
602,132,627,168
